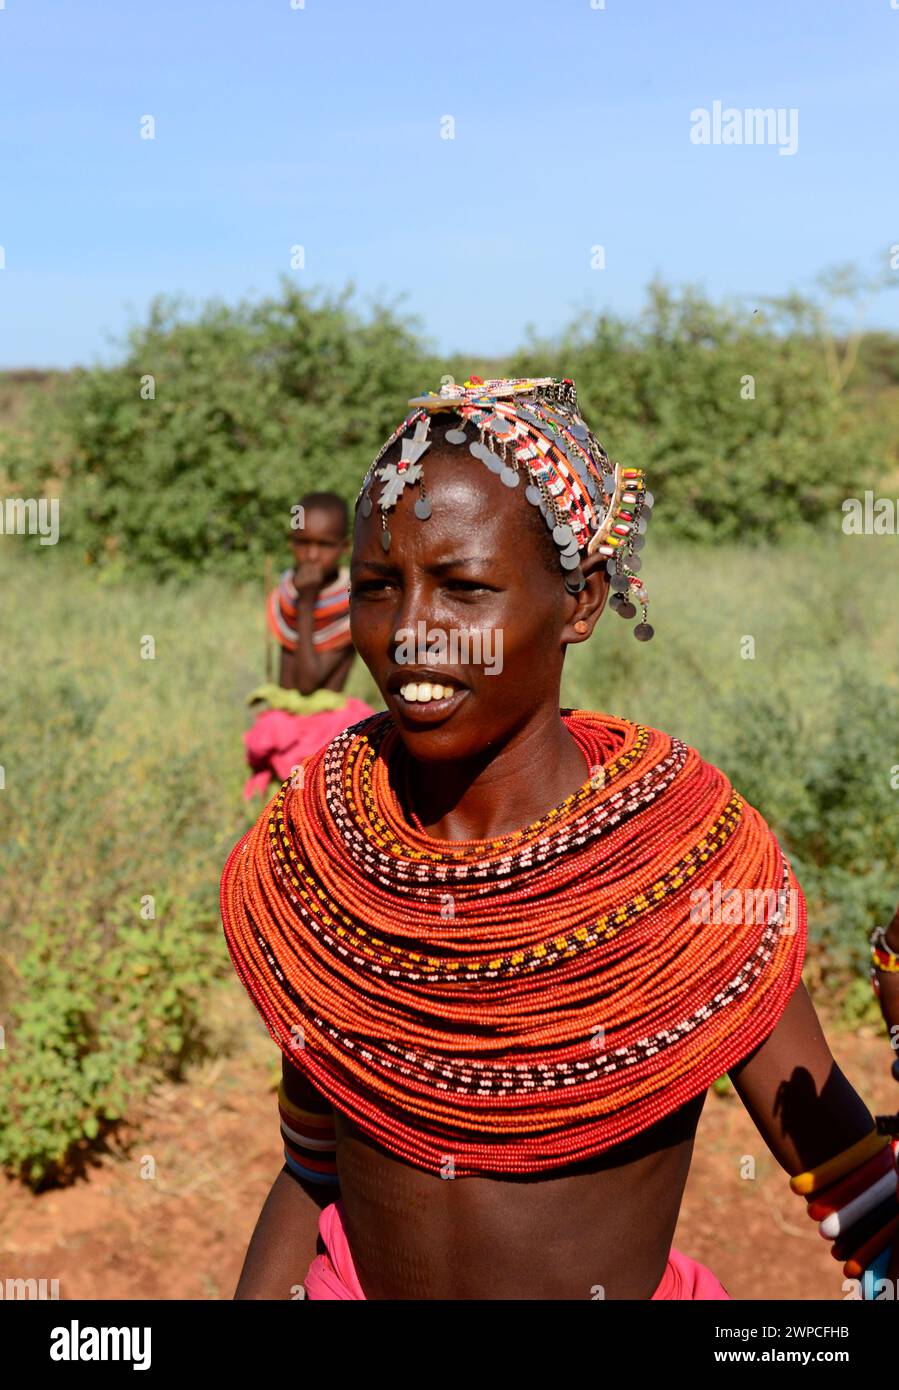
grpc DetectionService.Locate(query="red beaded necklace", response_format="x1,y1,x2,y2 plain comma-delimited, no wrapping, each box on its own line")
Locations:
221,708,806,1176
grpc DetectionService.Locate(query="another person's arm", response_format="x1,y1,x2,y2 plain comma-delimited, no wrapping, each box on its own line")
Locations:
872,903,899,1080
728,981,899,1286
281,561,353,695
234,1056,339,1299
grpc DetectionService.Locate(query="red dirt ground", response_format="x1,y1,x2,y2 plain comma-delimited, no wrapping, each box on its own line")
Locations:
2,989,897,1301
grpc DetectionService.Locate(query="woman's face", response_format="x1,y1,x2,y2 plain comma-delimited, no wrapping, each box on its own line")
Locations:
350,448,608,764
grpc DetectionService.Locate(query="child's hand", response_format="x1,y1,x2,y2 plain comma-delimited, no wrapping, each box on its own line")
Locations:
293,560,327,597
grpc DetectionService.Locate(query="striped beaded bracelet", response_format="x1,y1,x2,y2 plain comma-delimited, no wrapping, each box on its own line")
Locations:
792,1129,899,1280
277,1080,340,1187
871,925,899,974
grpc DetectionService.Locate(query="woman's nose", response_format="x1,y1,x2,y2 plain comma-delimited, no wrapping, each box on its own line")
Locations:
390,583,435,651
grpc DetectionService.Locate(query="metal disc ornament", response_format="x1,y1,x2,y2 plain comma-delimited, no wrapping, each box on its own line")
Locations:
360,494,373,517
414,497,432,519
500,467,520,487
380,528,391,551
552,523,574,547
560,551,581,570
525,485,542,506
445,428,467,446
617,600,637,619
634,623,654,641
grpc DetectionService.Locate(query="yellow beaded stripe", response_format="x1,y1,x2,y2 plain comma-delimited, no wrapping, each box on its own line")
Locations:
266,785,745,980
277,1082,335,1130
789,1129,889,1197
350,721,652,864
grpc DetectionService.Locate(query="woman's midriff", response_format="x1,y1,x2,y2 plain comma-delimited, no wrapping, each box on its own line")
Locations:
331,1091,707,1300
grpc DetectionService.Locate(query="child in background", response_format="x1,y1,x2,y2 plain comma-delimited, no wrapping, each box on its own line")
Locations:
243,491,374,798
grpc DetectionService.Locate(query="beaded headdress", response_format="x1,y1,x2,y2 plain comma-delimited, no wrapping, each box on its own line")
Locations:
355,375,655,640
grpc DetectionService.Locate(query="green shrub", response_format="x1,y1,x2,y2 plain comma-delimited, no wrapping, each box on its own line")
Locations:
6,280,892,577
0,904,221,1184
509,282,887,542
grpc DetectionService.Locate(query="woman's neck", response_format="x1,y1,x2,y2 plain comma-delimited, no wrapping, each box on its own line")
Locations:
405,707,591,842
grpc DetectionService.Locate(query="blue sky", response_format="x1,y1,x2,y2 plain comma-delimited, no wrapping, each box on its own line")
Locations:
1,0,897,368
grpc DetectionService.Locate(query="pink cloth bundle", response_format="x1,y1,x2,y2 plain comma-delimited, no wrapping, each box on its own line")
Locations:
242,702,374,799
302,1200,730,1301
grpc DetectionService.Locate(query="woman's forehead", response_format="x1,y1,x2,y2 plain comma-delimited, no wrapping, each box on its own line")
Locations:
354,376,655,638
353,452,524,546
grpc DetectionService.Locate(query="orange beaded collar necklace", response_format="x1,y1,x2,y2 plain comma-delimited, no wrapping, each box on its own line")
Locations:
221,709,806,1177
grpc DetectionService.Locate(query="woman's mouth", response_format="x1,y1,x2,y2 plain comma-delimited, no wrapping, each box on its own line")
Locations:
391,678,467,722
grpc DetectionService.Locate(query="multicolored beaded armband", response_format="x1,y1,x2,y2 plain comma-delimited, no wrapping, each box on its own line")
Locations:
871,925,899,975
792,1127,899,1282
277,1080,339,1187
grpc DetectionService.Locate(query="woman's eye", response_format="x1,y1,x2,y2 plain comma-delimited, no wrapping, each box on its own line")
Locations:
446,580,491,594
351,580,393,596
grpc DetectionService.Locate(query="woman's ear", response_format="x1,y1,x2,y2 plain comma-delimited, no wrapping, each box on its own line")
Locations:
562,550,610,644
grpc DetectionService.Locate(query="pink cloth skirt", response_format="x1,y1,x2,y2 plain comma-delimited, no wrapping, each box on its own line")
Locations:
303,1200,730,1301
242,701,374,799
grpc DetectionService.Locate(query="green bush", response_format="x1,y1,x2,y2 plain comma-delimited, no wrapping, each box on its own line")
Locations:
509,282,887,542
0,904,221,1184
6,280,892,577
8,283,441,580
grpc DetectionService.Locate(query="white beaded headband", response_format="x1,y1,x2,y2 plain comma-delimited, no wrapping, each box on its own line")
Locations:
355,375,655,640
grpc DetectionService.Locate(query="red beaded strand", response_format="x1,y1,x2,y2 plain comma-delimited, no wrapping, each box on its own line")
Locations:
221,709,806,1176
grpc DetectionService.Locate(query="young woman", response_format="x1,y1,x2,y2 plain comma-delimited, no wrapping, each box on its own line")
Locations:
222,377,898,1298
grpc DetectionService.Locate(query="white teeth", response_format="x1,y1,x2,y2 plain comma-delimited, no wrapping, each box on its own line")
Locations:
399,681,456,703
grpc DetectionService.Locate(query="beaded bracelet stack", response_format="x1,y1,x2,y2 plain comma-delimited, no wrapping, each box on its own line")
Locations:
868,923,899,1083
355,376,656,640
791,1127,899,1288
870,924,899,995
277,1080,339,1187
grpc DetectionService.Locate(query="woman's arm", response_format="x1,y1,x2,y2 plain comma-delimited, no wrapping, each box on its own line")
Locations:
728,980,899,1284
233,1056,340,1299
234,1165,330,1299
728,982,874,1171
